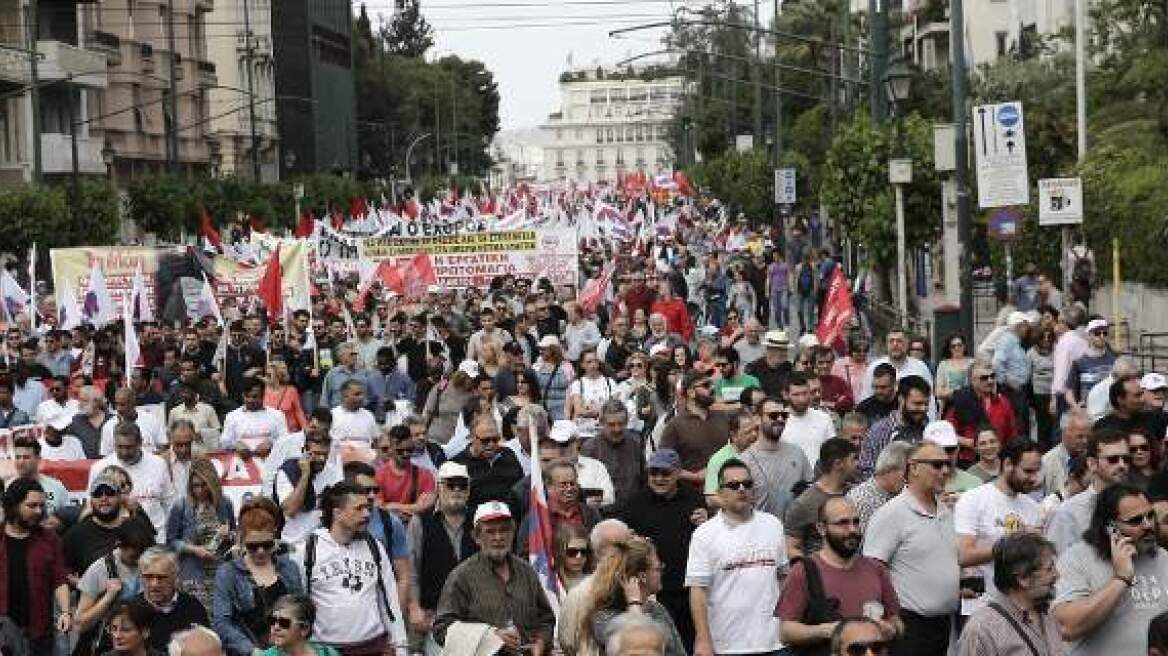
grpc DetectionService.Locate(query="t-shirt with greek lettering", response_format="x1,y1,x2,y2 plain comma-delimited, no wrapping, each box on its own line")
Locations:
685,510,788,654
1053,541,1168,655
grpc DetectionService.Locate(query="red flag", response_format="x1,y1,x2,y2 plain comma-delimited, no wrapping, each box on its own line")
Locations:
350,196,368,220
674,171,697,197
294,211,316,238
816,267,856,352
249,214,267,234
257,244,283,323
379,252,437,298
578,268,613,315
199,209,221,250
330,209,345,232
401,198,420,220
526,421,563,613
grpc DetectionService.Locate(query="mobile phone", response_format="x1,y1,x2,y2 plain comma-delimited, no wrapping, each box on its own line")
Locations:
1107,521,1121,541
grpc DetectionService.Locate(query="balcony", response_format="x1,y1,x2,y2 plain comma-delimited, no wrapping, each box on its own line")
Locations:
197,60,216,86
0,47,30,87
41,133,107,175
37,41,108,88
91,31,121,65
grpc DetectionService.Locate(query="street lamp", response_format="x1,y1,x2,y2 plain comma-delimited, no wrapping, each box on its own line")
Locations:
884,57,913,323
101,140,116,181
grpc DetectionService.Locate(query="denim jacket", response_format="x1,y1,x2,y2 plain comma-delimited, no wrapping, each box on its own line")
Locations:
165,496,236,581
212,554,304,656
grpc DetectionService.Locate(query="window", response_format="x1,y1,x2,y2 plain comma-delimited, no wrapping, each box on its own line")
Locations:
635,125,644,142
607,127,614,143
995,31,1007,57
596,129,603,143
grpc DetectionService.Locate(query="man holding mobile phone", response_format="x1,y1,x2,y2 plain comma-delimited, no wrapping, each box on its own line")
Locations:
1046,429,1131,553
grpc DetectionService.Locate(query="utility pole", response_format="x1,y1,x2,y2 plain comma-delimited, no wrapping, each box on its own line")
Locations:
25,1,42,183
166,0,179,175
451,75,458,174
773,0,782,161
433,82,440,176
868,0,887,122
70,92,80,221
951,0,974,341
243,0,261,180
752,0,762,147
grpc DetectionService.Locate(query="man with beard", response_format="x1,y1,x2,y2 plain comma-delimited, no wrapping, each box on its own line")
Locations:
64,471,158,575
742,396,812,519
433,501,556,654
296,481,409,653
406,462,478,641
611,448,707,648
856,364,898,425
857,376,931,479
784,438,858,559
1052,483,1168,654
89,422,175,541
220,376,288,455
958,533,1063,656
782,372,837,470
778,496,902,654
0,477,73,652
863,328,934,400
660,370,731,489
100,387,168,455
955,440,1044,615
1046,429,1131,553
275,435,342,543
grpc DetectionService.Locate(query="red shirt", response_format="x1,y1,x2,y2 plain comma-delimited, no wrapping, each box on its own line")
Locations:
623,284,657,318
375,461,436,506
776,554,900,622
651,298,693,343
0,528,70,640
819,374,855,413
945,391,1017,464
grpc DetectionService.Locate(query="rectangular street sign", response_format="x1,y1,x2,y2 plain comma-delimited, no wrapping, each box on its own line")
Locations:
1038,177,1084,225
972,101,1029,208
774,168,796,204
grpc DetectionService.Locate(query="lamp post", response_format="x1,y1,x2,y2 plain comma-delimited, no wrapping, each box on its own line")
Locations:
884,58,913,322
101,140,116,182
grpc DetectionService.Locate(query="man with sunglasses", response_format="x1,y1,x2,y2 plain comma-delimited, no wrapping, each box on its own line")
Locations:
741,397,812,519
779,496,902,653
946,361,1018,467
406,462,477,641
660,370,731,490
864,441,960,655
451,414,524,513
1047,429,1132,553
829,618,890,656
34,374,79,424
687,459,787,656
1052,483,1168,654
1064,318,1117,412
375,425,437,522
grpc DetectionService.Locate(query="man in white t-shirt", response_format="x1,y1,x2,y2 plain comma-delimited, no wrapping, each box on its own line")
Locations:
220,377,288,454
686,457,787,656
34,376,80,424
566,349,616,437
89,422,176,541
99,388,167,455
781,371,836,469
38,411,87,461
275,434,342,543
954,439,1043,615
331,380,380,444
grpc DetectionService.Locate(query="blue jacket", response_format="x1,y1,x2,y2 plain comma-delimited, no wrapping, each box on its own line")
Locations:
166,496,237,581
213,554,304,656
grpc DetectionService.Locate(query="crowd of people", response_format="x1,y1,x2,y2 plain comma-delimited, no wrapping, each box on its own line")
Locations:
1,226,1168,656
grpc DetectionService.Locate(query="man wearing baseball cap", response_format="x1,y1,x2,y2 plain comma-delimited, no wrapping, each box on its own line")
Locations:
1140,373,1168,439
433,501,555,654
1065,318,1117,410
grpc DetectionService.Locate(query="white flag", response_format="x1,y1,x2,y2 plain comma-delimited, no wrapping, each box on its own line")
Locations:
193,273,224,326
57,279,83,331
123,293,142,383
130,264,154,323
27,244,36,331
82,260,114,327
0,269,29,320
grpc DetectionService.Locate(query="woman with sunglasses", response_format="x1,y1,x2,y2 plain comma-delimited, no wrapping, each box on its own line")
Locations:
262,595,338,656
213,498,305,656
1128,428,1159,489
101,600,162,656
935,333,972,410
554,523,594,592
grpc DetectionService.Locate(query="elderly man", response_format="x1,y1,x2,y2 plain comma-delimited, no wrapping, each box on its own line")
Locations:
1065,318,1117,410
604,614,669,656
746,330,793,398
452,414,525,512
320,342,371,411
863,328,934,401
1084,355,1140,422
518,459,601,553
167,626,225,656
135,547,210,649
548,419,615,507
994,311,1034,436
734,319,766,365
847,441,911,532
434,501,556,654
89,422,175,540
580,399,646,502
100,388,167,455
946,359,1018,463
1042,410,1091,496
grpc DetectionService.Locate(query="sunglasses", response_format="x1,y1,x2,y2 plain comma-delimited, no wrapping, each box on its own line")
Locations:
565,547,589,558
268,615,302,630
975,374,994,382
844,640,890,656
1103,454,1131,465
245,540,276,553
766,410,790,421
1119,510,1157,526
1131,444,1151,453
1092,330,1109,337
648,468,674,477
721,480,754,491
912,459,952,470
442,478,470,490
91,486,119,499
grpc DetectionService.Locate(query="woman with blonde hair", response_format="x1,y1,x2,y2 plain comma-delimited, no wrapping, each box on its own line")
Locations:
264,361,307,432
581,537,686,656
534,336,574,421
477,338,504,378
166,457,235,611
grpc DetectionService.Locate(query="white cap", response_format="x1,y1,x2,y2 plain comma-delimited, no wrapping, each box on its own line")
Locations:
798,334,821,349
550,419,578,443
457,360,480,377
473,501,512,525
437,461,470,481
1086,318,1109,333
699,325,720,338
1006,311,1029,328
538,335,561,349
648,343,669,357
1141,373,1168,391
923,420,959,448
764,330,790,348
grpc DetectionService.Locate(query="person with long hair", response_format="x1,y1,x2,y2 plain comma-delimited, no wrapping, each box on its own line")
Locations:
554,523,594,592
535,336,574,421
477,338,504,379
265,361,307,433
261,595,339,655
966,427,1003,482
213,498,306,656
935,333,972,407
500,368,541,417
421,362,477,445
166,457,235,611
580,536,686,656
101,600,161,656
1028,327,1057,449
1129,428,1159,489
831,334,871,404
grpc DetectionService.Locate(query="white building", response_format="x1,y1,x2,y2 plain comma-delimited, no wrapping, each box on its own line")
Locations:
205,0,278,180
540,67,685,184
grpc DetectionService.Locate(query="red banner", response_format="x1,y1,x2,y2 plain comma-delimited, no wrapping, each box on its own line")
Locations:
816,267,855,352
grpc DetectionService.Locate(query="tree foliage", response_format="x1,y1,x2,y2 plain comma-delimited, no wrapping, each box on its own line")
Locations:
0,182,119,254
689,150,775,224
380,0,435,58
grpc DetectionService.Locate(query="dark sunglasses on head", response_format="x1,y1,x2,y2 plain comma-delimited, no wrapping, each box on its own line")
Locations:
268,615,301,630
565,547,589,558
245,540,276,553
844,640,890,656
721,480,754,491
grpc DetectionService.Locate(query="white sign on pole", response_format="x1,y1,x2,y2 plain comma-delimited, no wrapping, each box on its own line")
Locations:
888,159,913,185
972,101,1029,208
1038,177,1083,225
735,135,754,153
774,168,796,204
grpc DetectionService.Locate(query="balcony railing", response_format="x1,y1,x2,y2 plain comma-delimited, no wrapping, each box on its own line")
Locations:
38,40,108,88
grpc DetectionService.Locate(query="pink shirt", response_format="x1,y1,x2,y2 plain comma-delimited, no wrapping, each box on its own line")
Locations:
1051,330,1087,396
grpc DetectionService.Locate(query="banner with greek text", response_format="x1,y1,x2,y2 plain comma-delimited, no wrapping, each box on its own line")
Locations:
210,239,312,313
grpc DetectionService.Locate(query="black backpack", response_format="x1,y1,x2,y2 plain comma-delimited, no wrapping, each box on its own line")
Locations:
303,529,396,624
792,556,841,656
71,553,119,656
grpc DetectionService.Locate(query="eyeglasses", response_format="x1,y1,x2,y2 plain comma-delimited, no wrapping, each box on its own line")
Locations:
268,615,302,630
442,478,470,490
244,540,276,553
844,640,890,656
721,480,754,491
1102,454,1131,465
766,410,790,421
1131,444,1151,453
911,459,952,470
826,517,862,527
1118,510,1157,526
565,547,589,558
1092,330,1109,337
975,374,994,382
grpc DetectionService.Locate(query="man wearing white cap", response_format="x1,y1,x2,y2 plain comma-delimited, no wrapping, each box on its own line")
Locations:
433,501,555,654
922,420,983,494
1141,373,1168,439
406,461,478,640
550,419,615,506
746,330,793,398
993,311,1033,437
1065,318,1117,410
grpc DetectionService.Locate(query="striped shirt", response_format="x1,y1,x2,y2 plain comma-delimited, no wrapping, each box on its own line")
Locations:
858,413,926,479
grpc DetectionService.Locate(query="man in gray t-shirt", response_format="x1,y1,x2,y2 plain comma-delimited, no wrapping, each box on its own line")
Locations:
75,523,154,637
742,398,813,520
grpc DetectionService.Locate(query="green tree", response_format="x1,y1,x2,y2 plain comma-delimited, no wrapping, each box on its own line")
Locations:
690,150,774,223
382,0,435,59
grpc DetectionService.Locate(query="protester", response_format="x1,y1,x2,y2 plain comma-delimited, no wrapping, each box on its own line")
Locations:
966,427,1004,482
855,363,898,425
857,376,931,479
741,396,812,518
784,438,857,559
135,546,211,650
261,595,339,656
375,424,437,521
555,523,594,592
89,421,176,540
100,388,168,454
1046,428,1131,552
847,441,911,532
74,520,157,655
102,600,160,656
275,433,342,544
